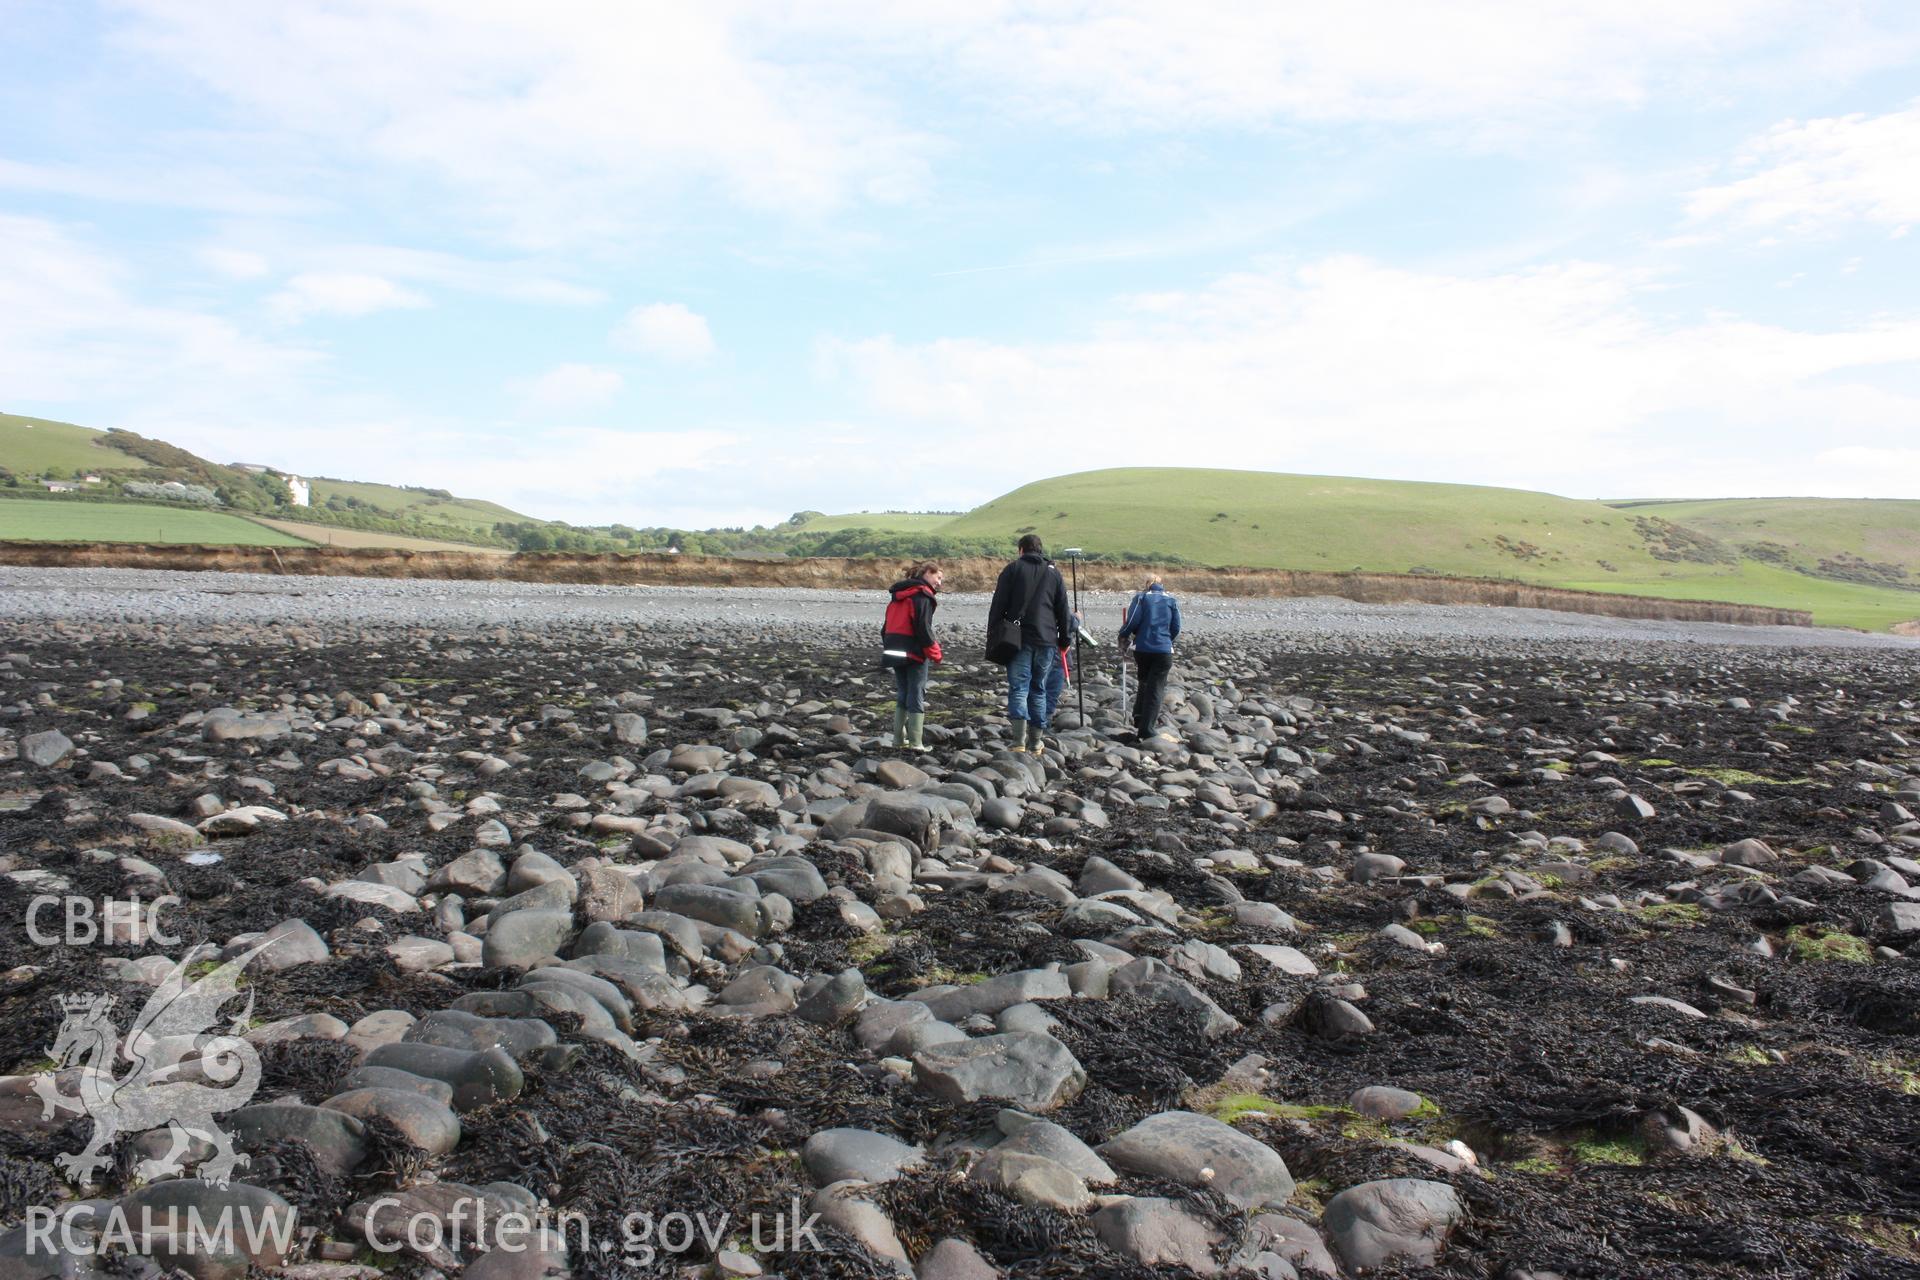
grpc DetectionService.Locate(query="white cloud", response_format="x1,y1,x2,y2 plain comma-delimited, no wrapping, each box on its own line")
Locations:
295,243,603,306
0,215,320,404
1687,98,1920,233
821,254,1920,499
200,237,602,305
267,272,429,322
112,0,927,248
510,363,625,412
613,303,716,363
1813,445,1920,490
0,155,317,217
435,427,738,524
199,246,271,280
802,0,1887,131
99,1,1915,254
249,419,742,526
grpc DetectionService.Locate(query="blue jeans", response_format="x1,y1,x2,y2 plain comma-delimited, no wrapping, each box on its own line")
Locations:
892,661,929,712
1044,649,1066,721
1006,644,1057,727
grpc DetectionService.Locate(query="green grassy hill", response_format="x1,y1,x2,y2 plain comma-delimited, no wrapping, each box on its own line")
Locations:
792,511,960,534
7,411,1914,630
0,498,313,546
0,414,151,475
307,478,531,534
933,469,1920,631
1615,497,1920,585
0,412,536,548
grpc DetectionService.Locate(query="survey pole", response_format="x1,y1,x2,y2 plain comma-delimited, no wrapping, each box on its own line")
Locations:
1065,550,1084,727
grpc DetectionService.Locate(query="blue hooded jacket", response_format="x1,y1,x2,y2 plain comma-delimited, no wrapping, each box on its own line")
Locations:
1118,583,1181,654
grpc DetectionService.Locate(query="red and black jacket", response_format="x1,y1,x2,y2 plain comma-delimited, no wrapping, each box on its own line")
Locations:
883,578,942,664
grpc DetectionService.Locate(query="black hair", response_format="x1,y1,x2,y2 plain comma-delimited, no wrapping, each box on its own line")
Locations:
1017,534,1043,554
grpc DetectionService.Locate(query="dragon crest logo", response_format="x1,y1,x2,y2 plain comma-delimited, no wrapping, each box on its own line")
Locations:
32,941,269,1187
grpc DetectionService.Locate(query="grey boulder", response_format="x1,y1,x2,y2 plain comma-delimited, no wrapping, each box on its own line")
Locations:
913,1032,1085,1112
1321,1178,1465,1270
1098,1110,1294,1210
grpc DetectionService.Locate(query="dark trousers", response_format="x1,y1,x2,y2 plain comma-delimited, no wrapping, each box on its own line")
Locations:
892,660,929,712
1133,650,1173,736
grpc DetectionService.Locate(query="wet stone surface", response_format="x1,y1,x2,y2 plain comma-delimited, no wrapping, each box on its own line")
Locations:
0,578,1918,1279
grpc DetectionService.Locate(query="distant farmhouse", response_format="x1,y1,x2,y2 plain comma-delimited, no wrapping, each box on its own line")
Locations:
233,463,312,506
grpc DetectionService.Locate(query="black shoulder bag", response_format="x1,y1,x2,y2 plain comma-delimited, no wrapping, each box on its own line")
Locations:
987,566,1050,666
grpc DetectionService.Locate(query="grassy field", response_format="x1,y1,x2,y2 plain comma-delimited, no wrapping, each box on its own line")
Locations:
793,511,960,533
1619,497,1920,579
943,469,1686,573
0,414,151,474
936,469,1920,630
0,499,314,546
1555,563,1920,632
308,478,530,533
249,516,512,554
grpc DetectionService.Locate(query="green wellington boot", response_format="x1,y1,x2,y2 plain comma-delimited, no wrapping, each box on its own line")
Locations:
906,712,926,752
891,704,907,749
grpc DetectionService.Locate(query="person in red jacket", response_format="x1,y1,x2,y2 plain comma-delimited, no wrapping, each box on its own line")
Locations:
882,562,944,751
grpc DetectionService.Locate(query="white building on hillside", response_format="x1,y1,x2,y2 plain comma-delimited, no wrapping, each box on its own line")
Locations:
286,476,311,506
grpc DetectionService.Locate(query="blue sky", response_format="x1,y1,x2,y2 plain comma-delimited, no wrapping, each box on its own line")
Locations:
3,1,1919,527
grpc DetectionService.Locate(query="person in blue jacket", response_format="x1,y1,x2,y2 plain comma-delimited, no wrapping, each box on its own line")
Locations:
1117,574,1181,741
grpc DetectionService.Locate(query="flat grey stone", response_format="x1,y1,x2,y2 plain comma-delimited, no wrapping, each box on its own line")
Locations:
1348,1086,1427,1120
1077,857,1143,895
802,1128,924,1185
427,848,509,896
339,1065,456,1104
386,936,455,972
854,1000,933,1052
921,969,1070,1021
1091,1197,1222,1275
1098,1110,1294,1209
1239,944,1318,976
321,1088,462,1156
1721,838,1777,867
915,1237,999,1280
115,1181,297,1280
517,965,634,1030
488,879,578,917
1109,957,1240,1038
1350,852,1406,883
1616,794,1656,821
19,729,74,768
913,1032,1085,1112
480,909,575,970
1321,1178,1465,1270
1252,1214,1338,1277
810,1183,911,1276
227,1103,368,1175
465,1231,570,1280
968,1148,1089,1210
721,965,802,1010
405,1010,557,1057
796,968,869,1025
251,919,329,972
652,883,770,936
365,1042,523,1110
993,1115,1116,1184
1880,902,1920,933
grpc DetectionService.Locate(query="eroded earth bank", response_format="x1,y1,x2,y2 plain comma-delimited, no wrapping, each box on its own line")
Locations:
1,572,1918,1280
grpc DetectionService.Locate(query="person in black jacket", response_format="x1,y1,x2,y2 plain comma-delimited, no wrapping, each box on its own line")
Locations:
986,534,1073,753
882,562,943,751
